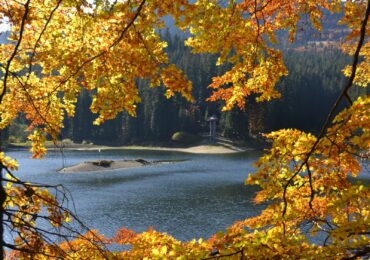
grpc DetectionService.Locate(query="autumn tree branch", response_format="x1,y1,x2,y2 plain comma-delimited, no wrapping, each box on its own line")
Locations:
0,1,146,257
202,249,243,260
342,246,370,260
54,0,147,91
0,0,31,105
0,1,31,258
282,0,370,217
27,0,64,76
0,163,110,259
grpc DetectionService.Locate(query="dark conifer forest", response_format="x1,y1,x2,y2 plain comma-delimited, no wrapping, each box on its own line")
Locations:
6,31,365,146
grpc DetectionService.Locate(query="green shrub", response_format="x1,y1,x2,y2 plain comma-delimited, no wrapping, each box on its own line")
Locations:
171,132,201,145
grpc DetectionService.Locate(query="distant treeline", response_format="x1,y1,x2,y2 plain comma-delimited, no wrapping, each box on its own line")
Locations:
7,31,367,145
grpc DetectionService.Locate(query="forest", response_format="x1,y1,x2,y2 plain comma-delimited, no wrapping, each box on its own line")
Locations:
4,32,356,146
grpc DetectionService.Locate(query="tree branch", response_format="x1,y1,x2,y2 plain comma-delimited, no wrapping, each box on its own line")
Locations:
0,0,31,105
282,0,370,216
53,0,147,92
202,249,243,260
27,0,64,76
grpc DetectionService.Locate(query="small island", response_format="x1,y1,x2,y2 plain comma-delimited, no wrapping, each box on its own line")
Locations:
58,158,185,173
60,159,155,173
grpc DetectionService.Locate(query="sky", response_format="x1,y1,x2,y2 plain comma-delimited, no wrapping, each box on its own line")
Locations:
0,17,9,32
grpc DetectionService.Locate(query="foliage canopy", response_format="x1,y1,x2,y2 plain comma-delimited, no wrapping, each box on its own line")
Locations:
0,0,369,258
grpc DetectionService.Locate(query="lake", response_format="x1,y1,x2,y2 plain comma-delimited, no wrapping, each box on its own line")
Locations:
5,149,263,241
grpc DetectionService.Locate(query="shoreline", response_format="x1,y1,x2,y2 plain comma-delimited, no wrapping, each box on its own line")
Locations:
8,142,256,155
67,144,252,154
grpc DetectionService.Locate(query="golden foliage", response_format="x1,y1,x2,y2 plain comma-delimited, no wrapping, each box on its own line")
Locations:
0,0,369,258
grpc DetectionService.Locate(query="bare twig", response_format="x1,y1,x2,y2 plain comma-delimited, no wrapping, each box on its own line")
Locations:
342,246,370,260
306,162,314,210
1,162,109,258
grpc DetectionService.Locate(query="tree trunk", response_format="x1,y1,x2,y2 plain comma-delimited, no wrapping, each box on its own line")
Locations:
246,99,265,139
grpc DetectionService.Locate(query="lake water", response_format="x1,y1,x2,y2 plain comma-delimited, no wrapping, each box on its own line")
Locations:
5,149,263,241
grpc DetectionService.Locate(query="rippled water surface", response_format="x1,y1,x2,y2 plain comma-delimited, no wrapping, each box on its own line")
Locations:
6,149,263,241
